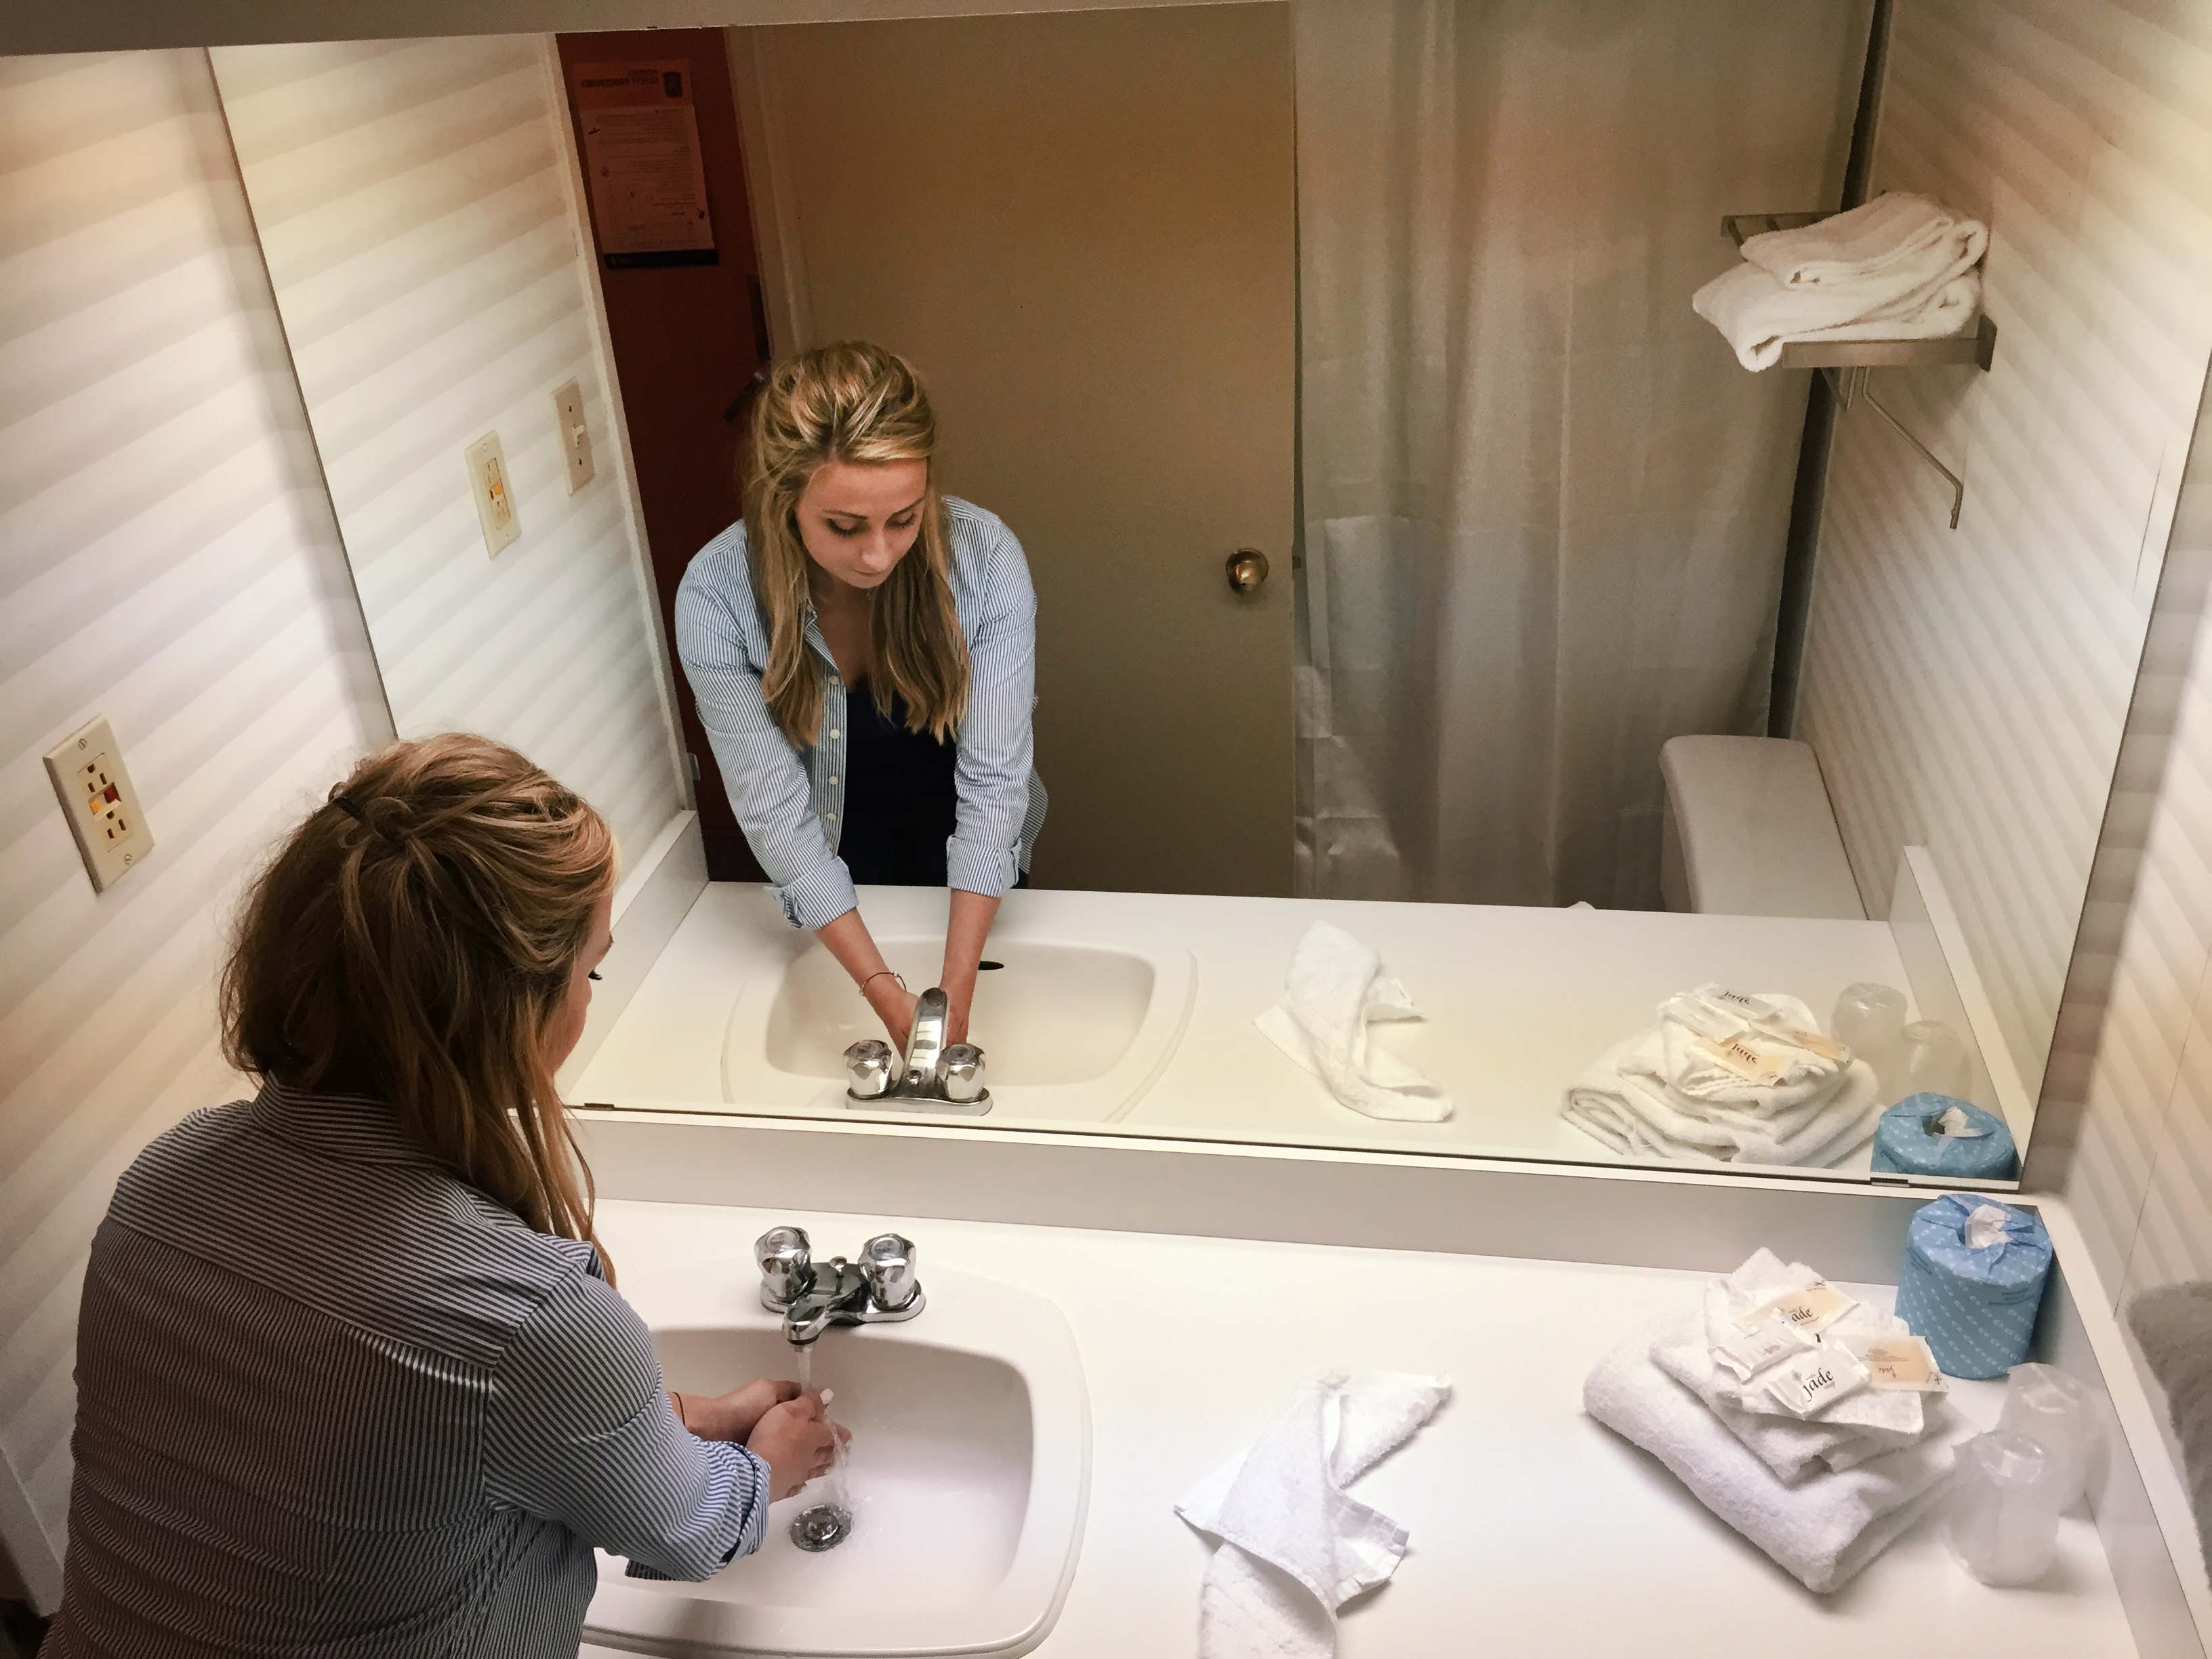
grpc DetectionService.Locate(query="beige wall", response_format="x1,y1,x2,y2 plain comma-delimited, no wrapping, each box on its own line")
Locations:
743,3,1299,895
0,49,394,1601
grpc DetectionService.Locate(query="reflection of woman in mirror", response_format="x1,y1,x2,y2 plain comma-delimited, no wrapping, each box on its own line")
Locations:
676,341,1045,1048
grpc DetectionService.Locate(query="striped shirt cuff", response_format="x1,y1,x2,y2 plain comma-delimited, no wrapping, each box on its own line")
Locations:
622,1443,773,1581
946,833,1019,899
777,859,859,931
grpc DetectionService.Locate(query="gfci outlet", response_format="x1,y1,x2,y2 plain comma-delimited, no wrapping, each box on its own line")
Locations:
551,378,594,493
45,715,154,893
464,430,521,558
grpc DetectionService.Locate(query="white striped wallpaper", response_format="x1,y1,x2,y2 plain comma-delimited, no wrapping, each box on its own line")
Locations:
206,36,686,865
0,49,394,1599
1797,0,2212,1108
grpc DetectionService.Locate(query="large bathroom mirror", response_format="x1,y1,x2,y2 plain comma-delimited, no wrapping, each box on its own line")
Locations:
198,1,2212,1190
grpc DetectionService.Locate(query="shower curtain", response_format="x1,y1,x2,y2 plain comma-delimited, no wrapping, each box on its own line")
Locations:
1291,0,1871,907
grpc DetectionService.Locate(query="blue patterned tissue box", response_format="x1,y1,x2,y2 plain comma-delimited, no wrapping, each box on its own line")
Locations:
1895,1193,2052,1379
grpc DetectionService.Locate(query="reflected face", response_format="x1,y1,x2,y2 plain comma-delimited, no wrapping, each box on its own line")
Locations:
796,458,928,592
544,888,615,1071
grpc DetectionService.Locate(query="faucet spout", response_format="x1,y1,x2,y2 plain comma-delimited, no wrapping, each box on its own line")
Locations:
901,987,951,1092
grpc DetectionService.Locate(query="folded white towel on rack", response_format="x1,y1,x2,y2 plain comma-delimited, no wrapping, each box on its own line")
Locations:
1740,192,1987,294
1256,921,1452,1122
1584,1322,1968,1593
1650,1252,1931,1483
1693,265,1982,372
1178,1372,1452,1659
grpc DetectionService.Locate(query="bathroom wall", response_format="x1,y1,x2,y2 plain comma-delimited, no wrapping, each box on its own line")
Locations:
0,49,394,1599
207,35,688,864
1795,0,2212,1100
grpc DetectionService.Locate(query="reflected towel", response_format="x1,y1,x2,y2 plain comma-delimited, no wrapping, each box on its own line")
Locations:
1740,192,1987,293
1179,1372,1452,1659
1256,921,1452,1122
1565,1034,1879,1166
1585,1323,1967,1593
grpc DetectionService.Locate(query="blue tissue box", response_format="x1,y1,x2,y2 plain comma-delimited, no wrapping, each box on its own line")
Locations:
1895,1193,2051,1379
1870,1094,2018,1179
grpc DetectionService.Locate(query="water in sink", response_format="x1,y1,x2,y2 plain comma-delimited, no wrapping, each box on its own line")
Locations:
609,1327,1034,1610
789,1343,855,1550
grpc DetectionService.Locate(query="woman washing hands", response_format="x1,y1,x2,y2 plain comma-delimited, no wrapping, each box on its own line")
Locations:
676,342,1046,1048
43,736,847,1658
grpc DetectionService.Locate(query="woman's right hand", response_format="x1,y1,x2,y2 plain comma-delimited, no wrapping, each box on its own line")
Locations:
865,980,919,1051
746,1392,848,1500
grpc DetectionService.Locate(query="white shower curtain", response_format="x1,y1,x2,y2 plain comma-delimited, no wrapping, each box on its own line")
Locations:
1292,0,1871,907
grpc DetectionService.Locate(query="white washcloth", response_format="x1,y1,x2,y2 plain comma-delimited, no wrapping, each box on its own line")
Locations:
1256,922,1452,1121
1740,191,1987,293
1634,990,1845,1109
1585,1325,1968,1593
1179,1372,1452,1659
1566,1037,1879,1166
1650,1252,1930,1482
1693,264,1982,372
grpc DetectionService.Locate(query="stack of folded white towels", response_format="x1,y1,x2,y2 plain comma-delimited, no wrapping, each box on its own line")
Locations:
1586,1249,1974,1593
1694,190,1988,371
1563,985,1881,1168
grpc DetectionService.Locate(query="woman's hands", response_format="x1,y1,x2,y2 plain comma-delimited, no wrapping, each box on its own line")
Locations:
939,890,1002,1046
865,976,919,1050
670,1379,802,1444
746,1391,850,1501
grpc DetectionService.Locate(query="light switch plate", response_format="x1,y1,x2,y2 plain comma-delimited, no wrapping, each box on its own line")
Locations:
551,378,594,493
45,714,153,893
464,430,521,558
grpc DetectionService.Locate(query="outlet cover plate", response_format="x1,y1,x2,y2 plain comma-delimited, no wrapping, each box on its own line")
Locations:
45,714,153,893
464,430,521,558
552,378,594,493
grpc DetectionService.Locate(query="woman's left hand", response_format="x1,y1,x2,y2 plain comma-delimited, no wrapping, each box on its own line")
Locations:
672,1378,802,1443
941,974,975,1046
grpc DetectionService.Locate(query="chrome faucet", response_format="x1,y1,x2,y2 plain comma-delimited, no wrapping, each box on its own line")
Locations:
755,1225,925,1346
843,986,991,1113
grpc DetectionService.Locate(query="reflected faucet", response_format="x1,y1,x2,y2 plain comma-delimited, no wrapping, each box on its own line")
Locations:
843,986,991,1114
756,1225,925,1346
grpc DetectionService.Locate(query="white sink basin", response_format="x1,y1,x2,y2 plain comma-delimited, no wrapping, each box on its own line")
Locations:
584,1264,1090,1657
722,934,1193,1122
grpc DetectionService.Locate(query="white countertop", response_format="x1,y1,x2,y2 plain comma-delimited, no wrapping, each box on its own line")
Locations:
576,882,1919,1173
578,1195,2133,1659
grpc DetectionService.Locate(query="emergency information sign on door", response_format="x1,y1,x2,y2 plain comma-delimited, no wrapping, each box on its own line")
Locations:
571,61,717,266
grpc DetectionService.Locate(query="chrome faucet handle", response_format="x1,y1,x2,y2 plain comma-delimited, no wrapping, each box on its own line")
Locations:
860,1233,920,1312
901,987,951,1088
754,1225,814,1309
844,1039,895,1099
941,1044,986,1103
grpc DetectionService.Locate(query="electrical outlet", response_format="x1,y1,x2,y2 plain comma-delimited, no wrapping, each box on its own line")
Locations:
44,715,154,893
551,379,595,493
464,431,520,558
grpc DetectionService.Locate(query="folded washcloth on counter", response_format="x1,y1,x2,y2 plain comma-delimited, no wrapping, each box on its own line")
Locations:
1740,191,1987,293
1179,1372,1452,1659
1256,921,1452,1122
1562,988,1879,1168
1651,1250,1933,1482
1694,266,1981,373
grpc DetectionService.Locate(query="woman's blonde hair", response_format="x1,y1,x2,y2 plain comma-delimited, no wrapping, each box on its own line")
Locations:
221,734,615,1265
745,340,970,745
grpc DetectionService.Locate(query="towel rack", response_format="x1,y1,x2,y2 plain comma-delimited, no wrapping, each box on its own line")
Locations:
1721,210,1996,530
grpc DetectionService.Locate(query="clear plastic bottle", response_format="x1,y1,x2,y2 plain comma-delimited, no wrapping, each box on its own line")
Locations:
1948,1431,2064,1586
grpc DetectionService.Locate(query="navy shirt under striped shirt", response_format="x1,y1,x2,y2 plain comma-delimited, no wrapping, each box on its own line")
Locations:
42,1082,769,1658
675,495,1048,930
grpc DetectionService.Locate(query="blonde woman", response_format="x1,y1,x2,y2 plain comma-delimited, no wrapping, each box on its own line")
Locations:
676,342,1045,1048
41,736,842,1658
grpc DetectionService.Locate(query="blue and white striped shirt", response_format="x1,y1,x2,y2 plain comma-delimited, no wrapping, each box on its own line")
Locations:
674,496,1048,930
43,1083,769,1658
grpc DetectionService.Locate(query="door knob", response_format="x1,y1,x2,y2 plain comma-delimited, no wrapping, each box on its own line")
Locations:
1225,548,1270,594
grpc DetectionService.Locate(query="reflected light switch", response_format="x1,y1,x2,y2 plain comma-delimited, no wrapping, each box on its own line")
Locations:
465,431,520,558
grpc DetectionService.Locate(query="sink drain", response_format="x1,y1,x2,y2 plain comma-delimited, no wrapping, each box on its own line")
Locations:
790,1503,852,1551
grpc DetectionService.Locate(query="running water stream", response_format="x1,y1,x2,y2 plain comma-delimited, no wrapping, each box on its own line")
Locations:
789,1342,855,1550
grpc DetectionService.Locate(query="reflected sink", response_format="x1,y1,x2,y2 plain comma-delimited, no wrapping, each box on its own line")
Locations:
723,934,1194,1122
584,1265,1090,1657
